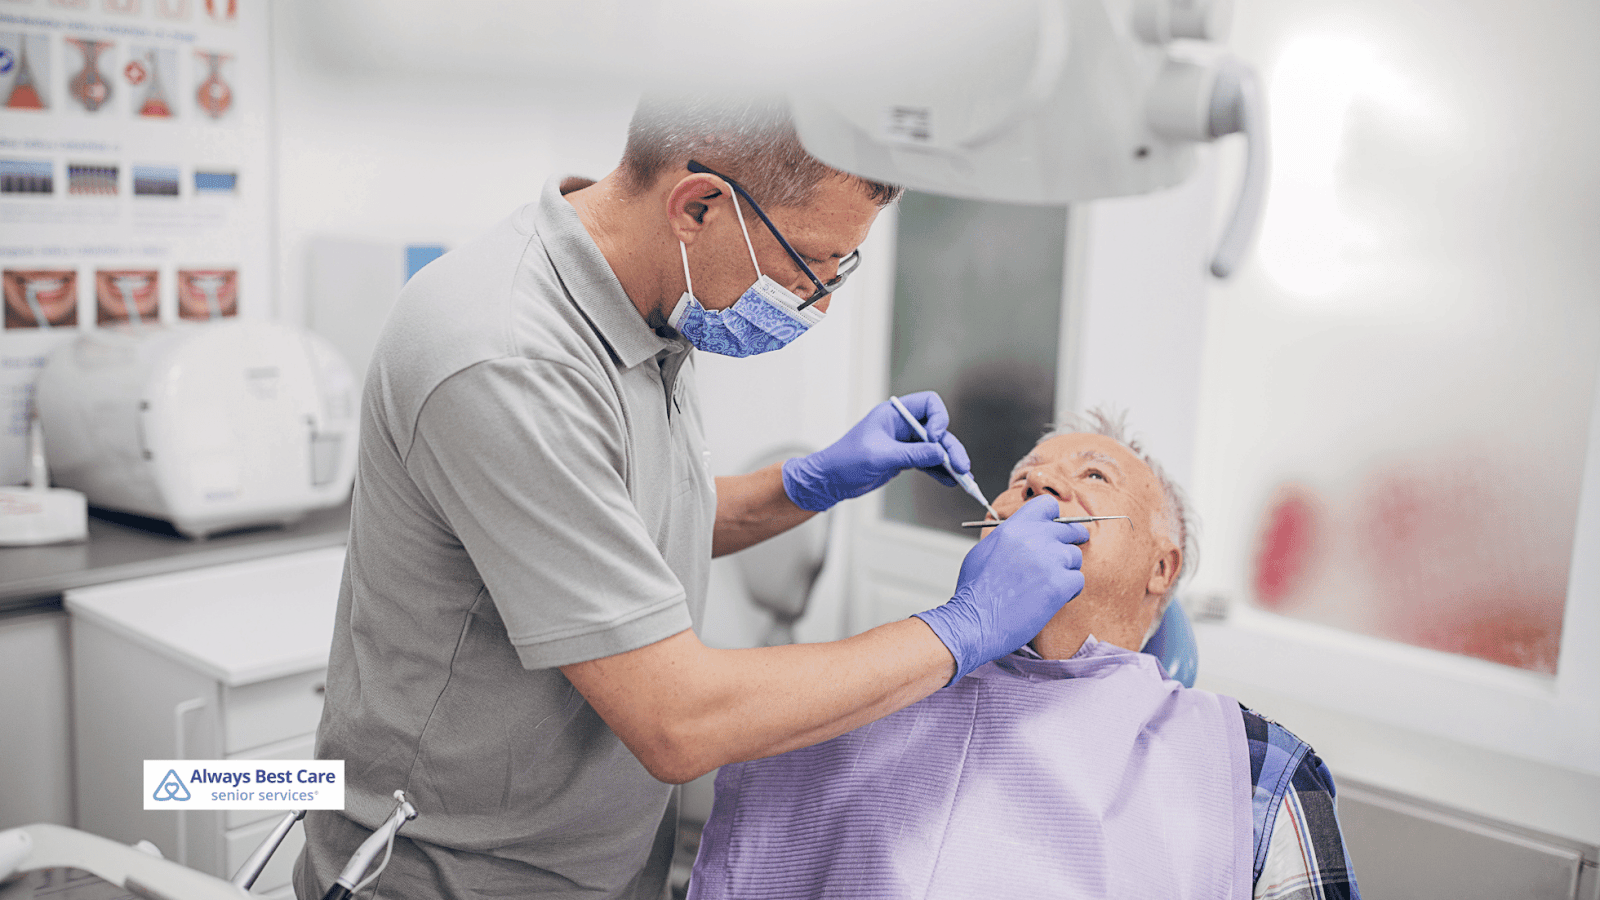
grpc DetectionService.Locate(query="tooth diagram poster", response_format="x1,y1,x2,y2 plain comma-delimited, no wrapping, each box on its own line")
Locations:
0,0,270,484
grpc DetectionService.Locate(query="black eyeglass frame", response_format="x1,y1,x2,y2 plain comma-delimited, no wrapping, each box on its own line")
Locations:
686,159,860,310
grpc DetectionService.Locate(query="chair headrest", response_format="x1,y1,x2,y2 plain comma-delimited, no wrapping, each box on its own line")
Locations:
1139,600,1198,688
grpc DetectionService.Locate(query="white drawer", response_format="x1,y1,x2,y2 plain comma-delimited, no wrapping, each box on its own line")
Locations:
223,669,326,754
226,812,307,896
226,733,318,829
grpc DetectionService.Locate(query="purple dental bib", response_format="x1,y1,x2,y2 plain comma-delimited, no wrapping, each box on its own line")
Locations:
689,639,1253,899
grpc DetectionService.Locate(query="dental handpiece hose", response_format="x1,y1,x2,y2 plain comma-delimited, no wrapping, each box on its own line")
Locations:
887,396,999,521
321,791,417,900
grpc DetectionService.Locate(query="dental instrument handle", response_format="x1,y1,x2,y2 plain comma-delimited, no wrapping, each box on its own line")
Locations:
231,809,304,890
324,791,416,900
960,515,1130,529
887,396,999,519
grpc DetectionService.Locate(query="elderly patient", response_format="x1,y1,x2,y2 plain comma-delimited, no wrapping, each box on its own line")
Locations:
688,411,1359,900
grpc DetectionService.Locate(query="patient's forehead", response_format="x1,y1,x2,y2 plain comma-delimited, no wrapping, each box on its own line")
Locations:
1020,433,1164,506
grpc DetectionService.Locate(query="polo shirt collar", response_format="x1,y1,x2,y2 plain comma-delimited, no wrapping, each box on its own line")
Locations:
534,175,684,369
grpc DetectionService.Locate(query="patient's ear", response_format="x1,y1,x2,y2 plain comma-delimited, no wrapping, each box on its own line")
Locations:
1146,545,1182,598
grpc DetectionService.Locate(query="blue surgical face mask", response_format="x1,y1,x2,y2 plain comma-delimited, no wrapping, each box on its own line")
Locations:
668,188,825,358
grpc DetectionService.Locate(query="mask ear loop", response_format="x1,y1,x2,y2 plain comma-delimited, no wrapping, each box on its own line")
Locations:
724,185,764,279
678,178,763,298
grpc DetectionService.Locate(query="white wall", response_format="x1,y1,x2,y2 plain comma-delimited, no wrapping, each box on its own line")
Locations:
270,4,639,329
1071,155,1218,493
269,5,853,654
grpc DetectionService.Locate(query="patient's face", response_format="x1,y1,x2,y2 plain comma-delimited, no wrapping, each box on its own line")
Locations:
986,432,1179,652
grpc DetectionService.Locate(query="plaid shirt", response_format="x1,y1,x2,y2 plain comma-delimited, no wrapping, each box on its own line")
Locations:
1243,706,1362,899
1011,642,1360,897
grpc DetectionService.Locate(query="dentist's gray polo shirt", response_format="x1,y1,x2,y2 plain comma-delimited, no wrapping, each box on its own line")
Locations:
298,177,716,900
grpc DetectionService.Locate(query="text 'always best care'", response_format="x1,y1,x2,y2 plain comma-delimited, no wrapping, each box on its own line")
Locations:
142,760,345,810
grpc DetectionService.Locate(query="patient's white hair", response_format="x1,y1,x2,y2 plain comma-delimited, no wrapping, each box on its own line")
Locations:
1015,409,1198,642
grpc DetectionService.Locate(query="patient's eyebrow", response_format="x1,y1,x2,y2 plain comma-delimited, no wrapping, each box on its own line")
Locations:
1072,450,1125,476
1009,447,1129,485
1008,453,1042,483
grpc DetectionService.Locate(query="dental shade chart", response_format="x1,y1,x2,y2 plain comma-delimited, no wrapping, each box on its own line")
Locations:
0,31,50,110
0,158,53,193
202,0,232,26
192,48,229,118
66,37,112,113
190,167,231,194
125,44,174,118
0,0,268,485
128,163,176,195
155,0,191,21
65,162,116,195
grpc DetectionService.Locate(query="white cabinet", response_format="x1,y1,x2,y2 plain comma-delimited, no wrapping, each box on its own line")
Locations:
66,547,345,897
0,609,73,830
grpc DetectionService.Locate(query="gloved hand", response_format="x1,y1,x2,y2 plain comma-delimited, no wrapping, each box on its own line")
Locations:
781,391,971,512
913,496,1089,685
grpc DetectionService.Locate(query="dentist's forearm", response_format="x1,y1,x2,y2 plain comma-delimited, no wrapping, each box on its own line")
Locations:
712,463,816,556
561,618,955,784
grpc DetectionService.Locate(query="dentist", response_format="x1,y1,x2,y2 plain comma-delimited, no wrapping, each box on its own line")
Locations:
295,95,1088,900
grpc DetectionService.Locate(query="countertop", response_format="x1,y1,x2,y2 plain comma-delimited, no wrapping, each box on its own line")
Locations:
0,500,351,614
64,545,346,685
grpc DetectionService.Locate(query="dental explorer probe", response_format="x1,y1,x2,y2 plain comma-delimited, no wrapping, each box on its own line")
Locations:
960,515,1131,529
888,395,1000,521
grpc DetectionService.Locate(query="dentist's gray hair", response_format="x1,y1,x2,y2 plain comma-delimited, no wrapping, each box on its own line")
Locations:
1021,409,1197,639
621,93,902,209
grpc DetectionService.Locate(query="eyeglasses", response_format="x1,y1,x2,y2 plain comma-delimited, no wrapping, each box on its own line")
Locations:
687,160,860,310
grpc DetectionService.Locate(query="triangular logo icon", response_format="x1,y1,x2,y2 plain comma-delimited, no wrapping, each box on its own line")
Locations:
153,769,191,801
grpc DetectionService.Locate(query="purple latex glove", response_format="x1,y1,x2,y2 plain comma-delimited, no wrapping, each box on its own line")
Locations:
914,496,1089,685
781,391,972,513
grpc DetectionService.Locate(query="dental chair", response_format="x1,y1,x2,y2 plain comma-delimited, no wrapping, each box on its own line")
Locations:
0,794,415,900
1142,598,1199,688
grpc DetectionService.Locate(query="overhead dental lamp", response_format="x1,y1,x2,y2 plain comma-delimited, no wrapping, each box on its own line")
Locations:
788,0,1267,277
309,0,1268,275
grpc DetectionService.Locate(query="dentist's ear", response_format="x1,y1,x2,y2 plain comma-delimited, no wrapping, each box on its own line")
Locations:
666,173,728,244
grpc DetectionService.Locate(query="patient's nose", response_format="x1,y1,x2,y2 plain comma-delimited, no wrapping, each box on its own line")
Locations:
1022,470,1063,502
1022,470,1087,514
